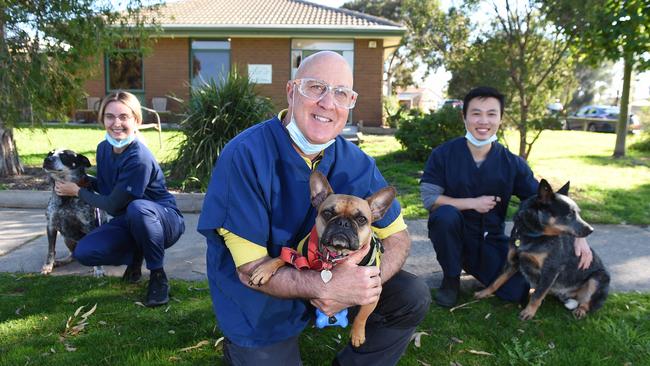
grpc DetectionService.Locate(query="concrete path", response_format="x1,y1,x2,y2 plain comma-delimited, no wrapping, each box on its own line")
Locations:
1,207,649,292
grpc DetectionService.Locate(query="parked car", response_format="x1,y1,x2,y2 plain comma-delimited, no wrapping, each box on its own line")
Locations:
565,105,641,133
439,99,463,109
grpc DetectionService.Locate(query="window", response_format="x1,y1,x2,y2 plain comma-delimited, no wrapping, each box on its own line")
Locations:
107,49,144,91
290,39,354,79
191,40,230,88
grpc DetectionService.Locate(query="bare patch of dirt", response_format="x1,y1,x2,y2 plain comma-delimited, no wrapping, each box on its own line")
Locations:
0,167,50,191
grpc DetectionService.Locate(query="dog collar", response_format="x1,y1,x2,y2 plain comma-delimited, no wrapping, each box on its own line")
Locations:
76,176,92,188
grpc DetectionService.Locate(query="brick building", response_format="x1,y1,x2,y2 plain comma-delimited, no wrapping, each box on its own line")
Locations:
83,0,405,127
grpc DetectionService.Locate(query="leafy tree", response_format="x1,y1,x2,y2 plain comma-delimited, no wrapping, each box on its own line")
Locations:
448,0,575,160
542,0,650,157
342,0,470,94
565,61,615,112
446,36,510,100
0,0,158,176
342,0,412,94
402,0,471,78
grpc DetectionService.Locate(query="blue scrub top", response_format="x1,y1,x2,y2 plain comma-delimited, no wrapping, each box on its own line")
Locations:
198,116,401,347
96,139,178,214
421,137,538,241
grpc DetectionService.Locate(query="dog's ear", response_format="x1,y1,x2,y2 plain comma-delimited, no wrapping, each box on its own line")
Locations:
537,179,554,204
310,171,333,208
76,154,91,168
366,186,397,222
556,181,570,196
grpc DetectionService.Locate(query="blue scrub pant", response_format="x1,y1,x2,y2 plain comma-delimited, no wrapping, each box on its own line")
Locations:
74,199,185,271
427,205,529,302
222,271,431,366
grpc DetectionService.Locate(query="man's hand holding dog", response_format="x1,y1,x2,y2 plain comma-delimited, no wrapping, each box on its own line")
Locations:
55,181,80,197
311,264,382,316
238,256,381,311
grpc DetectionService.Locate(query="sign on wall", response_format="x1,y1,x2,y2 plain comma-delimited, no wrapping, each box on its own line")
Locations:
248,64,272,84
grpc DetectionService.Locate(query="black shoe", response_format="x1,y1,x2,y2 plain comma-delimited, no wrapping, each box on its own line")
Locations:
122,251,143,284
145,269,169,307
435,276,460,308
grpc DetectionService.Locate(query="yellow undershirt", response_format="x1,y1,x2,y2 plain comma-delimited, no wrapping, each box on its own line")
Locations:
221,110,407,267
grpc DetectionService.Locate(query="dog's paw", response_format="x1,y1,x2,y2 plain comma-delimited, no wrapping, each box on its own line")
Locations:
248,268,274,287
572,305,588,320
350,327,366,348
41,263,54,275
474,289,493,299
519,306,537,321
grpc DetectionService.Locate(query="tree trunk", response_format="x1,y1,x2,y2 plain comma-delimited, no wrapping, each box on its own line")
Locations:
613,53,632,158
0,124,24,176
0,8,21,176
518,95,529,160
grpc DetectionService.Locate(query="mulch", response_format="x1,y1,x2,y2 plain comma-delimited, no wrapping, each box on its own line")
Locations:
0,167,50,191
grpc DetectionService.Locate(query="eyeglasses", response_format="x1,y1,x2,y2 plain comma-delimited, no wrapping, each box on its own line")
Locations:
104,113,134,123
293,78,358,109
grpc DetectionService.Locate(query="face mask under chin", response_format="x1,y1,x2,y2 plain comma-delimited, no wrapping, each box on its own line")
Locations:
286,86,336,155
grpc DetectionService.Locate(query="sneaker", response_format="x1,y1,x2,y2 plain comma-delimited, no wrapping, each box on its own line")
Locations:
435,276,460,308
145,270,170,307
122,251,143,284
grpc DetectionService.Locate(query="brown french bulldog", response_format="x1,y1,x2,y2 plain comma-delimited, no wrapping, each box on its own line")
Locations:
249,171,396,347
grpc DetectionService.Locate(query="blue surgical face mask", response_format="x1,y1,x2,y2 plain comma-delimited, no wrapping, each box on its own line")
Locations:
464,130,497,147
105,132,136,149
285,87,335,155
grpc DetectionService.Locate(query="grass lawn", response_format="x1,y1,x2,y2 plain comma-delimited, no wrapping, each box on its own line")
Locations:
10,126,650,224
4,128,650,364
1,273,648,365
13,124,183,167
364,131,650,225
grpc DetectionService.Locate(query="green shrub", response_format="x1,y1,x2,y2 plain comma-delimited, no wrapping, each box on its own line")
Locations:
394,106,465,161
630,133,650,152
382,95,403,128
170,71,274,191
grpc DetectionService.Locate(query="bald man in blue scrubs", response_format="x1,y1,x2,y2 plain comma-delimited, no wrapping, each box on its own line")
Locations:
198,51,430,365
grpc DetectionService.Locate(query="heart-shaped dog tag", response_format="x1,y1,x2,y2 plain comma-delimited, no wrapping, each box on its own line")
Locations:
320,269,332,283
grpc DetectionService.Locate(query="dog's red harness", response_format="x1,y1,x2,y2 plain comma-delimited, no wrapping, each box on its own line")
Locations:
280,227,338,271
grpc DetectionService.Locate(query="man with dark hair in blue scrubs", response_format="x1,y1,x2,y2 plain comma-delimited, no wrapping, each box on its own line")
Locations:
421,86,594,308
198,51,430,365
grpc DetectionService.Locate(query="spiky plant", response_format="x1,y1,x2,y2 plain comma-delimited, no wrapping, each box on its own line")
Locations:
170,71,274,191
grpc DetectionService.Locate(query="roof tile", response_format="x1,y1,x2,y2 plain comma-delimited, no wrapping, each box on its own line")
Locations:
149,0,402,28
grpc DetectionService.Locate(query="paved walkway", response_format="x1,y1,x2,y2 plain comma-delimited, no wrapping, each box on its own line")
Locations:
1,207,649,292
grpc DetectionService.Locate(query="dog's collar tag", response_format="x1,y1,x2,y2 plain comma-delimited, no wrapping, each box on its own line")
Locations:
320,269,332,283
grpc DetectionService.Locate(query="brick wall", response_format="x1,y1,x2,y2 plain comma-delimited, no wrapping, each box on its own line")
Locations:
82,56,105,100
143,38,190,113
230,38,291,111
353,39,383,127
80,37,385,126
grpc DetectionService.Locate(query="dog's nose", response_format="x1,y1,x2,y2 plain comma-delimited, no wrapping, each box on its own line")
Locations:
333,217,351,228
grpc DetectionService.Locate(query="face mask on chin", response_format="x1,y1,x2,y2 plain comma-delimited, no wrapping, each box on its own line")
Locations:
464,131,497,147
105,132,136,149
285,86,335,155
464,118,497,147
